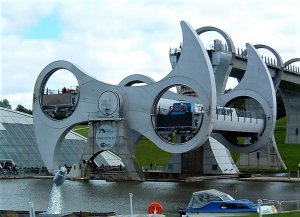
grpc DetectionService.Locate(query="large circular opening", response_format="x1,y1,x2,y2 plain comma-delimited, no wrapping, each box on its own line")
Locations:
219,97,266,147
152,85,204,144
41,69,79,120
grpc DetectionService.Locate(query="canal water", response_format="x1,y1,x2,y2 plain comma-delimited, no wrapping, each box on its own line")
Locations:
0,179,300,215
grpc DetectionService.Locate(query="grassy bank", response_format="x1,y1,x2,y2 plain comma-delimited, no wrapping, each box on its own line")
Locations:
135,136,171,166
274,117,300,172
73,125,89,137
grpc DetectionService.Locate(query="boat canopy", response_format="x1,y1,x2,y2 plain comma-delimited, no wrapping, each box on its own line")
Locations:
187,189,235,209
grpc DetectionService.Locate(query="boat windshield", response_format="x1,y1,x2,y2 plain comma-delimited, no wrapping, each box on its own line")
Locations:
220,194,235,201
187,189,235,209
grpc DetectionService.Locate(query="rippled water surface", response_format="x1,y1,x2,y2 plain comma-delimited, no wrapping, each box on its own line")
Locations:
0,179,300,215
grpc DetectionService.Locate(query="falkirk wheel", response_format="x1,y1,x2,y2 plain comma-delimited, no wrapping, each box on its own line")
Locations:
33,21,277,180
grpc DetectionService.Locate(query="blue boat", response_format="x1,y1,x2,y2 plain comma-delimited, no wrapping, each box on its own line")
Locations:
179,189,276,217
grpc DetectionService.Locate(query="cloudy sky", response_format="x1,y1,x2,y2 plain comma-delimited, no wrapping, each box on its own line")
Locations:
1,0,299,110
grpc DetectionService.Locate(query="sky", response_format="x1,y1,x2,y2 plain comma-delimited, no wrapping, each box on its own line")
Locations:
1,0,300,110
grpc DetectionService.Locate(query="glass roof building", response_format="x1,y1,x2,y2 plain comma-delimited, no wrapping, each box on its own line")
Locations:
0,107,122,169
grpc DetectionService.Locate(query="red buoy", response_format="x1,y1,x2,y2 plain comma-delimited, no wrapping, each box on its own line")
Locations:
148,202,163,214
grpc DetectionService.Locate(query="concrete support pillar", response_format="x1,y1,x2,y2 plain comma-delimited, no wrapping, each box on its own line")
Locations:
164,154,181,173
280,89,300,144
113,120,145,181
211,50,233,95
203,140,220,174
165,137,239,175
81,120,144,181
237,135,287,170
203,137,239,174
234,95,286,171
80,121,96,177
181,146,204,175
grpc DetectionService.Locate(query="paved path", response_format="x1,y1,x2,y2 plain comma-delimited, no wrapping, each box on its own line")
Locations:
185,174,300,183
239,176,300,183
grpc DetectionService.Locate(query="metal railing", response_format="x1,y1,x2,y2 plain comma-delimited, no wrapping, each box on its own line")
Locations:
142,165,165,172
0,168,50,178
258,199,300,214
170,43,300,75
44,86,79,95
215,107,265,122
279,200,300,213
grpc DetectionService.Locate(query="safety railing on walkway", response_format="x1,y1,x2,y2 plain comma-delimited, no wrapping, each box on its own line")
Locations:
215,107,265,123
142,165,165,172
279,200,300,213
258,199,300,215
0,168,50,178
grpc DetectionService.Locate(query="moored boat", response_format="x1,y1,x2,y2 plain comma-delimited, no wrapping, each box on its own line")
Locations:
179,189,276,217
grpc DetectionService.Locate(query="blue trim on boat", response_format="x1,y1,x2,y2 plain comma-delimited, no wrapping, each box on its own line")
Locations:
186,200,258,214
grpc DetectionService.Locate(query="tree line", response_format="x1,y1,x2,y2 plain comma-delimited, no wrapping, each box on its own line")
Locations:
0,99,32,115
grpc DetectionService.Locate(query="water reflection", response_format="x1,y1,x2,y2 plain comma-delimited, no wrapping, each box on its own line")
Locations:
0,179,299,215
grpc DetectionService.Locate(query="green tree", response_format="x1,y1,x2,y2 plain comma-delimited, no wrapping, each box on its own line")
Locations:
15,104,32,115
224,89,246,110
225,89,286,119
0,99,12,109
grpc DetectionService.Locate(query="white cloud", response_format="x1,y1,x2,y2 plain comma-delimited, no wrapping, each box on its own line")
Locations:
1,0,300,110
2,1,57,34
